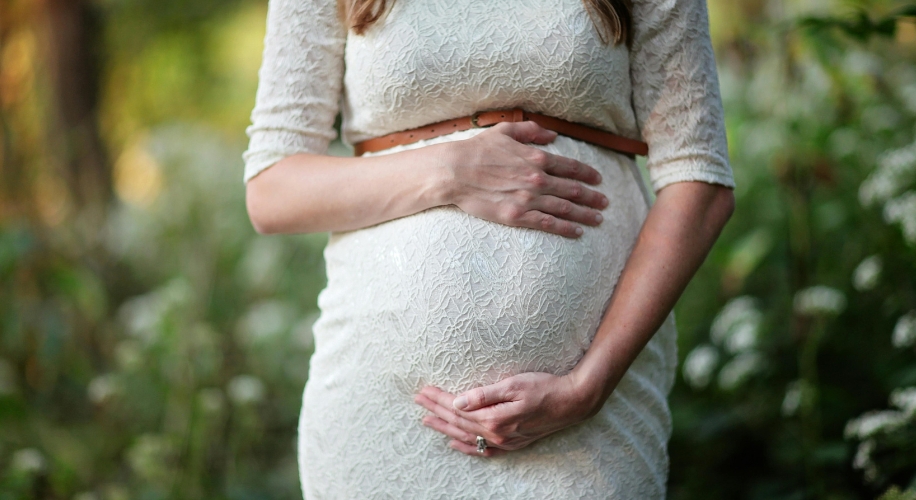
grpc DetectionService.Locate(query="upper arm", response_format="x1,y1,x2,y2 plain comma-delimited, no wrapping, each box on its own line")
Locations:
629,0,735,194
242,0,347,184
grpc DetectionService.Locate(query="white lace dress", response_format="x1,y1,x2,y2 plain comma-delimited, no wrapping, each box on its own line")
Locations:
243,0,734,497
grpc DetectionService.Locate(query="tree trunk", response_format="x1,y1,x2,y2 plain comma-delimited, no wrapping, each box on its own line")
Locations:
42,0,111,210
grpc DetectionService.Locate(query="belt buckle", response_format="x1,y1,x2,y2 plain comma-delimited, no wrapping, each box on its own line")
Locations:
470,111,483,128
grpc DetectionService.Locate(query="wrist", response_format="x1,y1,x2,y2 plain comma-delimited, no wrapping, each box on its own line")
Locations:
425,141,462,207
566,367,610,419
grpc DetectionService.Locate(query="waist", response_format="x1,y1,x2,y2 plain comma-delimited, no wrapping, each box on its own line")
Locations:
352,108,649,158
352,127,652,208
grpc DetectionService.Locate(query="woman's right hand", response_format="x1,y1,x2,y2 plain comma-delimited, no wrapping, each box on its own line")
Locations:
438,121,609,238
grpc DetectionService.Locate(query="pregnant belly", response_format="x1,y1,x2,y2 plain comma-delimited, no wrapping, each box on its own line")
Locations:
309,135,650,395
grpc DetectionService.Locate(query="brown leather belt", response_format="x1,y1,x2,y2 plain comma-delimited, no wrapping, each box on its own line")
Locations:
352,108,649,158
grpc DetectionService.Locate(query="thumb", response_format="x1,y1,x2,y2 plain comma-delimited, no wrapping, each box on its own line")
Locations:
497,120,558,145
453,379,515,411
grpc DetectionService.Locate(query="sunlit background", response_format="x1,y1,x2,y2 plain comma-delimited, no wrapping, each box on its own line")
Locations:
1,0,915,498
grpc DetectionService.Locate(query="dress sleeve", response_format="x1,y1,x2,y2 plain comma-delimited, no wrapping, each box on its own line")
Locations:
242,0,347,183
629,0,735,194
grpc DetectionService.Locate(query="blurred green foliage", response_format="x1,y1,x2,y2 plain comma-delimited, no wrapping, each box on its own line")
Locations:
670,2,916,498
0,0,914,498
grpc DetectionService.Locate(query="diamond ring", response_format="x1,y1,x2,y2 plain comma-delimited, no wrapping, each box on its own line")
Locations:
476,436,488,454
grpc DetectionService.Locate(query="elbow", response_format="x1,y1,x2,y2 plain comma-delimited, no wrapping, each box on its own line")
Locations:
248,214,273,236
710,185,736,230
718,185,736,219
246,173,324,235
245,180,280,235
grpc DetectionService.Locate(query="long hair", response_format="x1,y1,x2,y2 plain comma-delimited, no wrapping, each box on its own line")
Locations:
338,0,633,47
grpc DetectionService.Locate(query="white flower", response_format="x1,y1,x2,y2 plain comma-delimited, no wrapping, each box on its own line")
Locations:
10,448,46,474
682,344,719,389
852,439,878,482
725,322,758,354
117,293,165,342
890,386,916,415
717,352,764,391
227,375,265,405
859,140,916,207
87,374,120,404
793,286,846,316
844,410,908,439
892,311,916,348
782,380,802,417
852,438,873,468
852,255,882,291
710,296,763,348
883,191,916,245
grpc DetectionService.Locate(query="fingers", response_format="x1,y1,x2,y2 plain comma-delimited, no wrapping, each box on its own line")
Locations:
422,414,477,444
498,127,601,186
530,195,604,229
541,152,602,186
510,178,608,238
515,211,583,239
421,415,505,457
449,438,506,458
416,386,533,456
518,146,607,212
414,391,489,438
418,386,457,409
492,121,558,146
416,396,510,458
541,175,608,211
503,137,601,189
458,123,610,238
453,379,517,411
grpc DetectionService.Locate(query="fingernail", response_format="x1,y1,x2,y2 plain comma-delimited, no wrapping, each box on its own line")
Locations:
594,213,603,223
574,227,584,236
453,396,468,410
601,196,609,207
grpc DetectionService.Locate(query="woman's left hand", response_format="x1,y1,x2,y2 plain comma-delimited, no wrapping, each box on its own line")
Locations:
413,372,602,457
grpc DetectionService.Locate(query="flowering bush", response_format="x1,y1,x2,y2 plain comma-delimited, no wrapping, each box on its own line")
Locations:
845,387,916,487
670,3,916,498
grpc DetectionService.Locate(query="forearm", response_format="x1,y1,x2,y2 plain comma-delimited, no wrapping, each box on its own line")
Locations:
244,122,609,237
569,181,735,412
245,144,452,234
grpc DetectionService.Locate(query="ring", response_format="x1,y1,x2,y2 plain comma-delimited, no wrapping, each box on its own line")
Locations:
476,436,488,454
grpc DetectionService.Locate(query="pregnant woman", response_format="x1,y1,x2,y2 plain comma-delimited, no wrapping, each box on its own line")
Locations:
243,0,735,497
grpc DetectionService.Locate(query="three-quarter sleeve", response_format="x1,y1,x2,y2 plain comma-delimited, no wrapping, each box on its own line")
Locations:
629,0,735,193
242,0,347,183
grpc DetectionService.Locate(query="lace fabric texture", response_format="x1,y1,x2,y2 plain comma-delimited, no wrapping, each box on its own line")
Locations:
243,0,734,498
243,0,734,193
